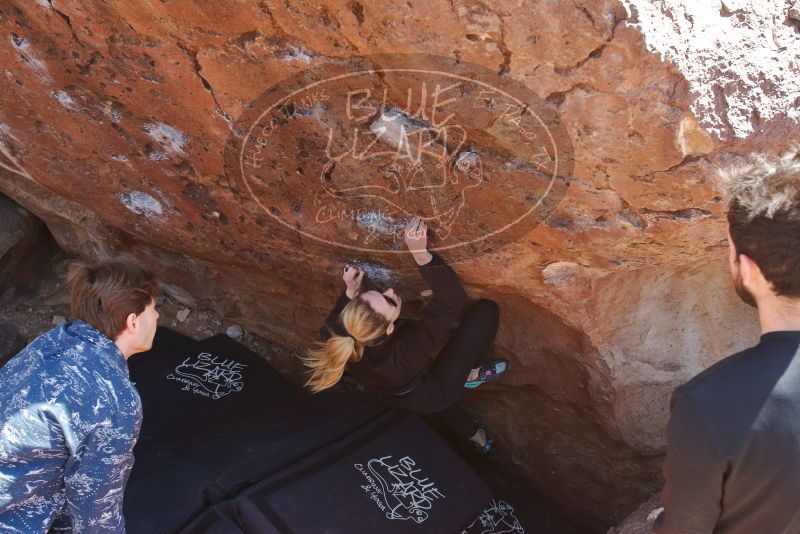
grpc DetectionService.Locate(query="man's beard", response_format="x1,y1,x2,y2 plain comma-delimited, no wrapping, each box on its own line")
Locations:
734,270,758,308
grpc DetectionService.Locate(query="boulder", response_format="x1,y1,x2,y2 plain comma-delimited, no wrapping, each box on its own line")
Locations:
0,194,46,305
607,494,662,534
0,0,793,529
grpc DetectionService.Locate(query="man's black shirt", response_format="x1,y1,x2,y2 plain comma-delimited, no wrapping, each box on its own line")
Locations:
657,330,800,533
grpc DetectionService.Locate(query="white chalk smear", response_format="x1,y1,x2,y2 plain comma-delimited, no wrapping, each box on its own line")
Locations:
10,34,54,84
120,191,163,217
369,109,427,153
106,109,124,122
143,122,187,156
52,90,75,109
346,260,397,291
455,150,479,172
356,210,406,236
278,46,314,63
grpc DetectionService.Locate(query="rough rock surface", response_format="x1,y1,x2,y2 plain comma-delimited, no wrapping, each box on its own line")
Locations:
607,494,662,534
0,194,46,304
0,194,37,259
619,0,800,140
0,0,794,530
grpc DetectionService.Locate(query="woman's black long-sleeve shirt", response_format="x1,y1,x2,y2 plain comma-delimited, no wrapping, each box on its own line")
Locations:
320,253,467,395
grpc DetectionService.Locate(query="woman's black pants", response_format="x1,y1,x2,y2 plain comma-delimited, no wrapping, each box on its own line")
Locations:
389,299,499,439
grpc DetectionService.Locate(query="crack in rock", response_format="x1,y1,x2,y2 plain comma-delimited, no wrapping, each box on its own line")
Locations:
46,0,85,47
176,41,234,127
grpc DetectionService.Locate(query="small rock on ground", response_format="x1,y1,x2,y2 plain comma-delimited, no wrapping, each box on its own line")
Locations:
226,324,244,340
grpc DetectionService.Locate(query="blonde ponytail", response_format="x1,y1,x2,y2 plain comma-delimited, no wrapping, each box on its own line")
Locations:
304,297,389,392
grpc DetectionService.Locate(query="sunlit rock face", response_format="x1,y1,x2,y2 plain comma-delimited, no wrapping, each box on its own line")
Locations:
619,0,800,140
0,0,793,529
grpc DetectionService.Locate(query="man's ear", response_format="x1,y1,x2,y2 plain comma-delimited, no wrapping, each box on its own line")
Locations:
727,228,737,262
738,253,761,286
124,312,138,335
386,323,394,336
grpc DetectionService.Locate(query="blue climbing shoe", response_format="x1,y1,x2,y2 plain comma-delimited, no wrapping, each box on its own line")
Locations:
464,359,508,389
470,427,493,455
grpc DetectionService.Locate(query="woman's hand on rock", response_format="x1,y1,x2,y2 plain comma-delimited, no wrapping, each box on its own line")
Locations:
404,216,428,253
343,264,364,299
404,217,433,265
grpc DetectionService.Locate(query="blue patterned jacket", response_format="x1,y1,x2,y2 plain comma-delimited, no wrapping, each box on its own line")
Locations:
0,320,142,533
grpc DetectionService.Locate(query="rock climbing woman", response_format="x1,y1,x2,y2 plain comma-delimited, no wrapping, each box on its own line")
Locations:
304,216,508,453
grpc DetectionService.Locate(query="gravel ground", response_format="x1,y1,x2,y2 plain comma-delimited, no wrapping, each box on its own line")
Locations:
0,255,307,386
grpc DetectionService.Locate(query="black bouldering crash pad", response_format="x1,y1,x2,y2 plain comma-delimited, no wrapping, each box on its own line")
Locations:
181,412,492,533
124,328,499,533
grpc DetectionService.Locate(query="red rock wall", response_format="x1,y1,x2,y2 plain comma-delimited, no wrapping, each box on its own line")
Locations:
1,0,794,530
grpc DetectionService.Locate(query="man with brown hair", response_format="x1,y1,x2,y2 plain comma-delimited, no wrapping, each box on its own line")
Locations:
0,260,159,533
655,150,800,533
